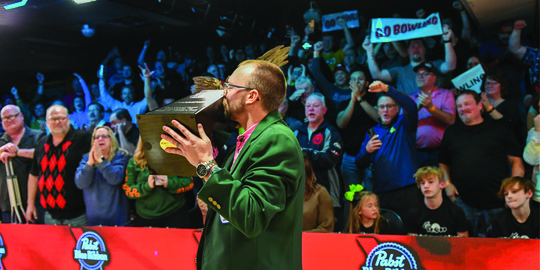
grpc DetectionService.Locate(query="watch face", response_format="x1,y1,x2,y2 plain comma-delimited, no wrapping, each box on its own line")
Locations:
196,164,208,177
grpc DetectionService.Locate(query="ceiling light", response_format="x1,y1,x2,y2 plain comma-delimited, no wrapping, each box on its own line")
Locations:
4,0,28,10
73,0,97,4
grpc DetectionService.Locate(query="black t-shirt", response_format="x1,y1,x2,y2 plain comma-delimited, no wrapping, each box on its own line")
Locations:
406,198,469,236
30,127,91,219
336,92,378,155
487,206,540,239
115,125,140,147
360,217,396,235
439,119,523,209
0,127,44,212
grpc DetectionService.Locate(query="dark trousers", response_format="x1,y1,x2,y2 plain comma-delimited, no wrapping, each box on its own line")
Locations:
134,204,191,228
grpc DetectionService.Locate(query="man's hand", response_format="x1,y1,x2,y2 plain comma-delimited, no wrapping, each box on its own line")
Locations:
452,1,463,11
0,143,18,163
534,114,540,132
368,80,389,93
289,89,306,101
445,183,459,201
416,9,426,18
362,36,374,54
161,122,213,167
442,25,455,42
480,92,492,109
36,72,44,84
313,41,324,54
11,86,19,99
337,18,347,29
139,63,155,80
417,91,433,109
514,20,527,30
25,204,37,223
366,134,382,153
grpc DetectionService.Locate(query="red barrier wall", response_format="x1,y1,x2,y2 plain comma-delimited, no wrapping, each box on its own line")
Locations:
0,224,538,269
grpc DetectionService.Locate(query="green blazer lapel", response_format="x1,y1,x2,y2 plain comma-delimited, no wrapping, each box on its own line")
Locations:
229,111,283,173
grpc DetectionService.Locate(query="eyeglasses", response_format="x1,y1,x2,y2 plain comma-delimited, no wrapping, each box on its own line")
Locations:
1,112,20,122
378,104,397,110
224,76,253,91
93,135,111,140
416,72,433,77
224,82,253,91
47,117,68,122
485,81,500,86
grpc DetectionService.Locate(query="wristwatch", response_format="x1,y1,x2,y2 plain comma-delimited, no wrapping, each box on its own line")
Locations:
196,159,217,178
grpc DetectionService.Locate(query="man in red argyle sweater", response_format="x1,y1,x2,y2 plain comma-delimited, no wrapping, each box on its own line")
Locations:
25,105,91,225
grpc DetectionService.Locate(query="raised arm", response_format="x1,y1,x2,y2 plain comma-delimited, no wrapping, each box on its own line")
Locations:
73,73,92,111
439,163,458,201
363,37,393,82
509,20,528,59
140,63,159,111
138,40,150,67
508,155,525,177
439,25,457,74
453,1,472,41
337,18,355,50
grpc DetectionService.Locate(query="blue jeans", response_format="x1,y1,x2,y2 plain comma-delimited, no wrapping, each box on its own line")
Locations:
340,153,372,191
44,212,87,226
453,197,503,237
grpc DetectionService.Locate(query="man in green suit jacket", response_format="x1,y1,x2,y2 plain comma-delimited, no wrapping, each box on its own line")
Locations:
163,59,305,269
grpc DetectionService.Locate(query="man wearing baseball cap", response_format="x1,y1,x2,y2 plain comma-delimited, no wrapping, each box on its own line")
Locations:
409,62,456,168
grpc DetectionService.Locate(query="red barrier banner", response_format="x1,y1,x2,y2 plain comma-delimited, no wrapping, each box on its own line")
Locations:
0,224,538,269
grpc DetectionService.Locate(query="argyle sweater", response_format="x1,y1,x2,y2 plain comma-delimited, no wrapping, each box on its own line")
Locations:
30,127,91,219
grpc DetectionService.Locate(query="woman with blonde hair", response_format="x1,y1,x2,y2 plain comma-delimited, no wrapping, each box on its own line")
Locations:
75,126,131,226
123,138,194,228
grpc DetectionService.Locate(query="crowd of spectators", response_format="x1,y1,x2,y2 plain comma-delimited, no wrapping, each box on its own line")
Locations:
0,2,538,238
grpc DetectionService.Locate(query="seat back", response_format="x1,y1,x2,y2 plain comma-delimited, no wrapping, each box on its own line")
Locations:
380,208,405,235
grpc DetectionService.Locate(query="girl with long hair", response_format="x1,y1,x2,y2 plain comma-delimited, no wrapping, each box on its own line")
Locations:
123,138,194,228
346,191,389,234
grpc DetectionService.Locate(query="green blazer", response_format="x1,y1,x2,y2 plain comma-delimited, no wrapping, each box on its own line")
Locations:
197,110,305,270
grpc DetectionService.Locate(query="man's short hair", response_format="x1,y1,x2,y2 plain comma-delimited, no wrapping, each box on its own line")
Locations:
241,60,287,112
306,93,326,108
497,176,535,199
88,102,104,113
46,104,68,117
112,108,132,122
456,90,481,104
122,85,135,93
414,166,444,187
407,38,427,49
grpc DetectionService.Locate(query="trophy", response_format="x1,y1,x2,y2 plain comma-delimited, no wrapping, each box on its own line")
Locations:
137,90,224,176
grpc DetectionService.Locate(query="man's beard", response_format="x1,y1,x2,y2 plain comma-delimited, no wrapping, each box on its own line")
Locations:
223,98,231,120
459,114,472,124
222,97,244,121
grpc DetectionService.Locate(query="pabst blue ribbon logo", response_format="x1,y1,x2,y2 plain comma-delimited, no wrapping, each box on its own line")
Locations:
0,233,6,270
362,242,418,270
73,231,110,270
